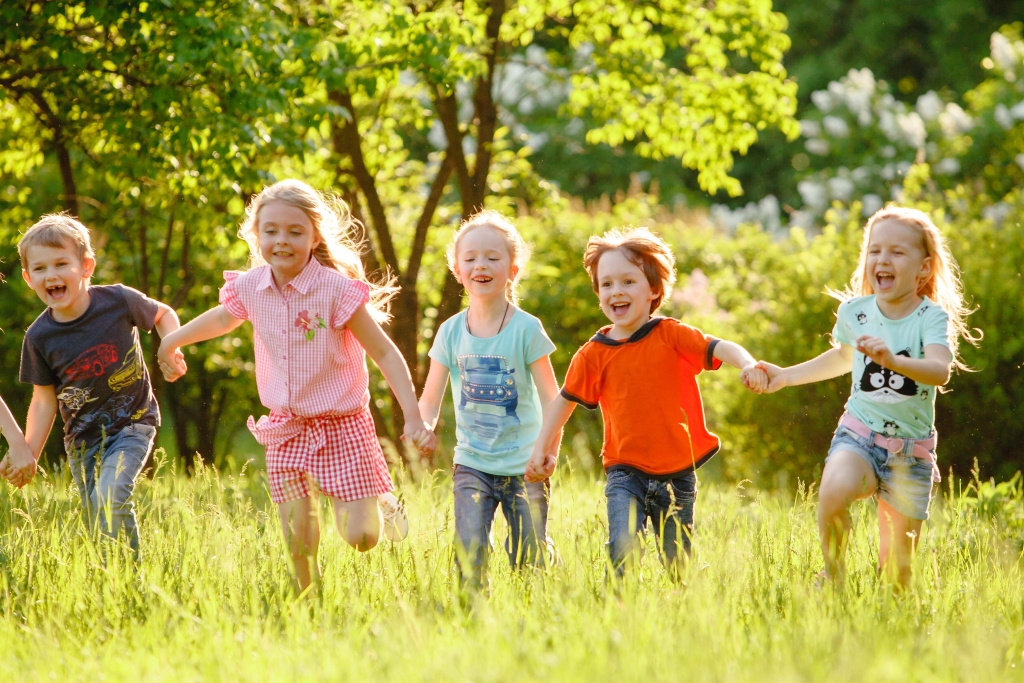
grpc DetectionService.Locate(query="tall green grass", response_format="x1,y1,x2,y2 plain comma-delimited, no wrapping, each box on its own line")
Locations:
1,453,1023,682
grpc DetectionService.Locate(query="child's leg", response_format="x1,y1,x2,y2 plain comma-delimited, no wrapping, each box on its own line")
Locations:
650,472,697,575
818,450,878,578
452,465,499,588
94,424,156,556
330,496,381,551
500,476,549,569
278,491,321,592
67,441,99,529
605,469,647,575
877,500,923,587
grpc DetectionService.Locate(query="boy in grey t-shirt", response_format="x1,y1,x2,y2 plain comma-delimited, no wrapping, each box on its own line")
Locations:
15,214,184,554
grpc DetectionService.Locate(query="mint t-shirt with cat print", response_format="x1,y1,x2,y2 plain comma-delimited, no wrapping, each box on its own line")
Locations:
832,295,951,440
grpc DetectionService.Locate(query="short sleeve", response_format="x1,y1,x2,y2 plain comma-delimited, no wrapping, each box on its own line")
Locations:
19,335,58,386
219,271,249,320
525,318,556,364
331,278,370,329
666,320,721,372
832,302,855,346
560,346,600,410
118,285,159,332
922,304,952,349
427,317,453,368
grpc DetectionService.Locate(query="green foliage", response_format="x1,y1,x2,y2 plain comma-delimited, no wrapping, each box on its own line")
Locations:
1,466,1024,680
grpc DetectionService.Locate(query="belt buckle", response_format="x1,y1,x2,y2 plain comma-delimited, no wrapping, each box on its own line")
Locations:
884,437,905,455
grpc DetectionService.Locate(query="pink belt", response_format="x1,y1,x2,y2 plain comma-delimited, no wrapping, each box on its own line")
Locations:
839,413,940,482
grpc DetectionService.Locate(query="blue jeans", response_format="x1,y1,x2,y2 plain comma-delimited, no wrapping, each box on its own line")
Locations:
67,423,156,555
605,467,697,574
452,465,549,586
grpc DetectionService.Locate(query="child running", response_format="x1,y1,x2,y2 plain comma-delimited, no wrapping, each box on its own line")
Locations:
418,211,559,588
756,206,979,586
18,214,182,555
526,228,766,576
158,180,433,591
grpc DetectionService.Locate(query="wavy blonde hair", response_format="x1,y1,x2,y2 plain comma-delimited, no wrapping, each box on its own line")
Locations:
446,210,531,305
239,180,396,323
583,227,676,314
832,205,981,371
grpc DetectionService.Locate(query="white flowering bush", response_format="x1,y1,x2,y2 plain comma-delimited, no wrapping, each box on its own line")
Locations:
712,24,1024,232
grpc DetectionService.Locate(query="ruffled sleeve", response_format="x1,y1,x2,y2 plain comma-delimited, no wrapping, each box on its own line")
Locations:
331,277,370,329
219,271,249,320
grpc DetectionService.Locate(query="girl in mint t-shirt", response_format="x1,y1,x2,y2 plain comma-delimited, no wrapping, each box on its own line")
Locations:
418,211,559,588
758,206,980,587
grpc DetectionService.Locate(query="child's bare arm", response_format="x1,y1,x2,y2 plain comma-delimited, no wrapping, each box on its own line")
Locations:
713,340,767,393
24,384,57,468
152,301,181,338
347,305,435,453
0,394,35,488
857,337,952,386
525,395,575,482
418,360,449,431
158,306,243,382
757,344,853,393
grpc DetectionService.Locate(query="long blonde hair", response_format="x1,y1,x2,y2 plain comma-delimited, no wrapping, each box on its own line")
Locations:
239,180,397,322
832,205,981,370
446,210,531,305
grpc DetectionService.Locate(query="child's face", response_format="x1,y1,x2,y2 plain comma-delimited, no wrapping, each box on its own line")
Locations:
257,200,321,284
21,242,95,321
596,248,656,333
865,219,931,303
454,226,518,303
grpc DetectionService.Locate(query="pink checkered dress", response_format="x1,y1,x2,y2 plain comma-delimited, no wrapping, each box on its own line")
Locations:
220,258,393,504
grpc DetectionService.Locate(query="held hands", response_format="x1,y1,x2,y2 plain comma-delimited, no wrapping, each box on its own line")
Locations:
0,439,38,489
739,364,769,393
753,361,787,394
401,418,437,457
524,448,556,483
855,335,896,369
157,340,188,382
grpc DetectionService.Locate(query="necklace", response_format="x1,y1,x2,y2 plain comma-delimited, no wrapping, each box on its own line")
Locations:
466,300,511,337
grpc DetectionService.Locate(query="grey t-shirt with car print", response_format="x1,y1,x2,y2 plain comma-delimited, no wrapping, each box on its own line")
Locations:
20,284,161,451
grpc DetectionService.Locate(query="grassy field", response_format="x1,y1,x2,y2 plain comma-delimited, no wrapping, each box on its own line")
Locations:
1,452,1023,682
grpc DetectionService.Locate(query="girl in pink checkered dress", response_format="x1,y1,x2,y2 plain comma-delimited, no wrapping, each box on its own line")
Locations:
158,180,434,591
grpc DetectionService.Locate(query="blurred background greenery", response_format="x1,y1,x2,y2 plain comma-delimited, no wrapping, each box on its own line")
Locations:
1,1,1021,486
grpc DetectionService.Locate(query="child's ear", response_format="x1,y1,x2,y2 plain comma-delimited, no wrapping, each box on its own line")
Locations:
21,269,31,288
917,256,932,286
509,263,519,282
82,256,96,279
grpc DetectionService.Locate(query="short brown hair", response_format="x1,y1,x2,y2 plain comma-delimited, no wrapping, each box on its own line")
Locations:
583,227,676,314
18,213,94,268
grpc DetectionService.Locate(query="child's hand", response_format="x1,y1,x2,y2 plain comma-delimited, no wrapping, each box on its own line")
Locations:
158,341,188,382
401,419,436,457
525,449,556,483
755,361,787,393
855,335,896,369
1,442,38,489
740,364,768,393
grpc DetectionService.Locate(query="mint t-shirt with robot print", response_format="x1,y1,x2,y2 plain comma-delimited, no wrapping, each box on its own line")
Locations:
429,308,555,476
832,295,952,440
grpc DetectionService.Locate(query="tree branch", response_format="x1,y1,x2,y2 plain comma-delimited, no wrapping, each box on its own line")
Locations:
470,0,506,198
405,153,453,284
329,89,401,274
434,89,478,211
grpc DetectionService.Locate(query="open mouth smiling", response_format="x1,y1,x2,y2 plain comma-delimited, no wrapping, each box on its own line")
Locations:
610,302,630,315
875,271,894,289
46,284,67,300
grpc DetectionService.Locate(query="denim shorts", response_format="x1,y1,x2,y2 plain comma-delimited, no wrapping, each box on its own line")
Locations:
826,425,935,521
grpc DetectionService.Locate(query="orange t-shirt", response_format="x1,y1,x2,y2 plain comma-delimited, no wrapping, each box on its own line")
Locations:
561,317,723,476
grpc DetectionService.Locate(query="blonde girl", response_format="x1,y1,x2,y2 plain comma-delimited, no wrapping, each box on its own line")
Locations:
418,210,559,588
158,179,433,591
758,205,980,586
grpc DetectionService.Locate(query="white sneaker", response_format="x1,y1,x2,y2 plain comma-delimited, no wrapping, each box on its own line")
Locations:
378,492,409,542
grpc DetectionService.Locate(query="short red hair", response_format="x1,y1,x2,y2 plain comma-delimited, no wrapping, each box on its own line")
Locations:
583,228,676,314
